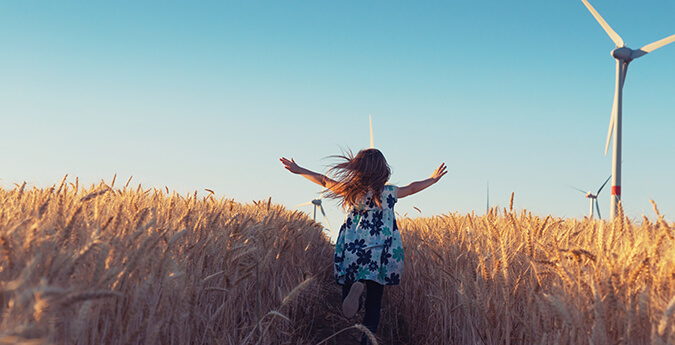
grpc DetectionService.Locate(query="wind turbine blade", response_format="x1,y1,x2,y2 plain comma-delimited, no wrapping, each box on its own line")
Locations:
320,205,333,232
579,0,624,47
605,60,621,155
369,114,374,148
595,200,602,219
569,185,588,194
605,109,615,156
637,33,675,55
596,175,612,194
295,202,312,208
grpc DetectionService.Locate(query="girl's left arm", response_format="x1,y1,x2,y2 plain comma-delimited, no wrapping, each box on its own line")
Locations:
280,157,338,190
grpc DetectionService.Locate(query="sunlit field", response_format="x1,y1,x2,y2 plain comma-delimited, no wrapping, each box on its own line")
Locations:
1,178,674,344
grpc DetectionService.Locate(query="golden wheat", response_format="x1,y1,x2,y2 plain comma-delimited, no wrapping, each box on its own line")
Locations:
1,179,674,344
0,179,334,344
388,207,675,344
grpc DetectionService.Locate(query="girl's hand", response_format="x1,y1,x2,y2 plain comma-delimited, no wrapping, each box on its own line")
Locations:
280,157,303,174
397,163,448,199
280,157,337,188
431,163,448,181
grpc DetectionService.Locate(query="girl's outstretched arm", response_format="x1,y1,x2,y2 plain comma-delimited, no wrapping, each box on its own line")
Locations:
397,163,447,199
280,157,338,190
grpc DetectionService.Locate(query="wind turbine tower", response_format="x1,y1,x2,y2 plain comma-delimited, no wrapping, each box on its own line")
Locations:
579,0,675,220
369,114,374,148
486,182,490,215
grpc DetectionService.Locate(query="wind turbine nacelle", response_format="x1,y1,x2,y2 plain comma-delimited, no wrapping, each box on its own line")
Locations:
611,47,633,60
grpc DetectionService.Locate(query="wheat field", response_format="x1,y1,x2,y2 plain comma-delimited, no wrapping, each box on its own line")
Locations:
392,199,675,344
0,179,674,344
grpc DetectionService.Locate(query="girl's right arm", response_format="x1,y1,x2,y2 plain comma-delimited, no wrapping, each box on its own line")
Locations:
397,163,447,199
280,157,338,190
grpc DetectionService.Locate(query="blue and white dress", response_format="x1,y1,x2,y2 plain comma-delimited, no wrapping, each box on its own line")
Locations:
334,185,404,286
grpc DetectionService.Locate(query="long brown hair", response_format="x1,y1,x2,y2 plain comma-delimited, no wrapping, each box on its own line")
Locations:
325,148,391,208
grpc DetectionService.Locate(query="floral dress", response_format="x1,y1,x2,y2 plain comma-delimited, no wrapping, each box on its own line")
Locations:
334,185,404,286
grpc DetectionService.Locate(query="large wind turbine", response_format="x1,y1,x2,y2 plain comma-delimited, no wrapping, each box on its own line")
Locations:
579,0,675,220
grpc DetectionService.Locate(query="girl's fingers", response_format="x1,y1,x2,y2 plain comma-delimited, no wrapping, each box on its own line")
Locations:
280,158,294,171
433,163,448,179
280,157,295,167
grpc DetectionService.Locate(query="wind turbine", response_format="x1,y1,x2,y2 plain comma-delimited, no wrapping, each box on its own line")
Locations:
579,0,675,220
570,175,611,219
296,192,333,233
486,182,490,214
369,114,374,148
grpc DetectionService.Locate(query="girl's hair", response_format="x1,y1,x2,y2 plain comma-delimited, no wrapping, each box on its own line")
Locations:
325,148,391,208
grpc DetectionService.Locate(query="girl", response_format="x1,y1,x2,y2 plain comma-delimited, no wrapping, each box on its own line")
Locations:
280,149,446,344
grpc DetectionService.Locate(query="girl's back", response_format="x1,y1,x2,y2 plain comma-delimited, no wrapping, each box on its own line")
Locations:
335,185,403,286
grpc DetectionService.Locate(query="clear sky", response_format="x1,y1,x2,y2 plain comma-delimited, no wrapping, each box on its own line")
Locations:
2,1,674,240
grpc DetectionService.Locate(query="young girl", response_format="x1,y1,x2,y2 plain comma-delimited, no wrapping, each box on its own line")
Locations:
280,149,446,344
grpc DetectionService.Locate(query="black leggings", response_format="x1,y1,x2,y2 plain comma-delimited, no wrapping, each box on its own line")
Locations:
341,280,384,345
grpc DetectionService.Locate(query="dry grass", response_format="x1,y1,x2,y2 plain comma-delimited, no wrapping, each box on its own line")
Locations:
1,179,674,344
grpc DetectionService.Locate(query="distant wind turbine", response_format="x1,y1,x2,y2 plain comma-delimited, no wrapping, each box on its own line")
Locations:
579,0,675,220
296,192,333,232
486,182,490,214
369,114,374,148
570,175,611,219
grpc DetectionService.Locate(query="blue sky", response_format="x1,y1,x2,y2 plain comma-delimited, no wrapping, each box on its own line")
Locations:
2,1,674,240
